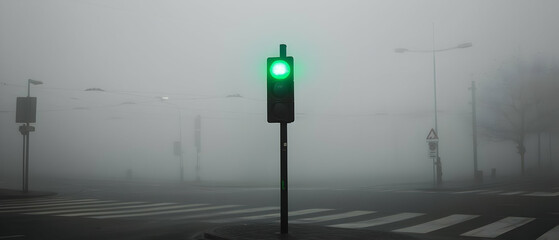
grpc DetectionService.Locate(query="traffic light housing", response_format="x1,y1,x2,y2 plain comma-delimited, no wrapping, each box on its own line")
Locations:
267,55,294,123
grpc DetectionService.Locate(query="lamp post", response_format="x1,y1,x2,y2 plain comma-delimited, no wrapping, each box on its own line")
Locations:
84,89,243,182
160,97,184,182
83,89,186,182
395,39,472,185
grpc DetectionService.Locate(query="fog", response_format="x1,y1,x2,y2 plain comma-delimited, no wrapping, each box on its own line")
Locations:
1,0,559,189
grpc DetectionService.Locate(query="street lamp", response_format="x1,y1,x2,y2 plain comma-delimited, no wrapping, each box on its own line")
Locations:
28,79,43,94
395,41,472,185
159,97,185,182
82,88,186,182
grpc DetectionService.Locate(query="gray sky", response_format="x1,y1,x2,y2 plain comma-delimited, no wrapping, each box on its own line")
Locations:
2,1,558,112
1,0,558,185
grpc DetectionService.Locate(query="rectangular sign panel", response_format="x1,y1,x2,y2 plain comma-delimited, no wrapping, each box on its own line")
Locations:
16,97,37,123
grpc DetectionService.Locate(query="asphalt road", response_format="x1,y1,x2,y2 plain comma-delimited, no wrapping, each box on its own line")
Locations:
1,176,559,240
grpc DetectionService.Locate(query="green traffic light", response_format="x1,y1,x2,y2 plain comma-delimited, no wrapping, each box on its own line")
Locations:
270,60,291,80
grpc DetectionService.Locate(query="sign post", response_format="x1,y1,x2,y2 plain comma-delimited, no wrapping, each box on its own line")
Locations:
426,128,439,186
16,79,43,193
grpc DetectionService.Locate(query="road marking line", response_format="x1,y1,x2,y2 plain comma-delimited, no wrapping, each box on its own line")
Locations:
55,203,203,217
479,190,504,195
460,216,535,238
329,212,425,229
240,208,333,220
499,191,525,196
217,206,279,215
452,190,489,194
379,189,398,193
0,198,63,204
290,211,375,224
0,199,111,210
169,206,279,220
524,192,559,197
0,235,25,239
0,199,99,208
537,225,559,240
394,214,479,233
55,203,177,216
91,205,240,219
21,201,146,214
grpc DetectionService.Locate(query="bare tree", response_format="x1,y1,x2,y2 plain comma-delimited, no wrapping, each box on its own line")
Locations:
479,60,559,175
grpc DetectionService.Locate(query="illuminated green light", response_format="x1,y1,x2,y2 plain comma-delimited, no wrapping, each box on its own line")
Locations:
270,60,291,80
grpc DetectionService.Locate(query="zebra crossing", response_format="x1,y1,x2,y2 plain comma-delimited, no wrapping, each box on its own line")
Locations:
1,197,559,239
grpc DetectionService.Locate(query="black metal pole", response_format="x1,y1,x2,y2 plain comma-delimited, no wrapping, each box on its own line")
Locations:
24,128,29,193
22,131,26,192
471,81,478,179
280,122,288,234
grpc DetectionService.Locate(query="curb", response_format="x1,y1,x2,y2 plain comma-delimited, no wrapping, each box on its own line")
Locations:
202,223,420,240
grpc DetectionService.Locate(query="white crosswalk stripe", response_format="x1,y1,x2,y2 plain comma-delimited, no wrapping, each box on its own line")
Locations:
241,208,332,221
0,197,64,205
0,199,102,209
394,214,479,233
169,206,279,220
90,204,240,219
0,201,140,213
329,212,425,229
524,192,559,197
53,203,207,217
479,190,504,195
452,190,488,194
290,210,375,224
499,191,525,196
536,225,559,240
31,202,174,216
460,216,535,238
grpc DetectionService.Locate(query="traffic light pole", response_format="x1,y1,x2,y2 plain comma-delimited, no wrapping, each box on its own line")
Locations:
280,122,288,234
268,44,292,234
279,44,288,234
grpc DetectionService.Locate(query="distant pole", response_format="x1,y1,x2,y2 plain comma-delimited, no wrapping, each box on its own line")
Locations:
22,79,42,192
432,158,436,185
432,25,443,186
470,81,478,179
538,132,541,170
432,25,438,137
549,133,552,169
195,115,201,182
179,110,184,182
24,80,32,192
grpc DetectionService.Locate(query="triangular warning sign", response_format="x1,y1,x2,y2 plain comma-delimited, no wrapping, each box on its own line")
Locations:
426,128,439,141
